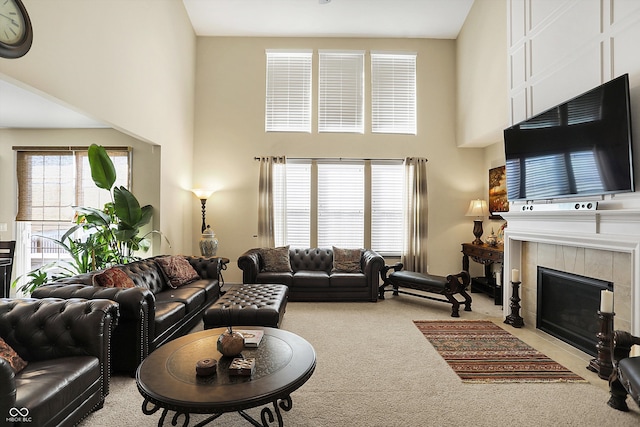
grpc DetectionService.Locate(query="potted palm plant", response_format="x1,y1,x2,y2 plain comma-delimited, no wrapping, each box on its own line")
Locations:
15,144,165,293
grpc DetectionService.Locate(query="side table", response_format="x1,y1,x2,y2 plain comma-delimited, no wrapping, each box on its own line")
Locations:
461,243,504,305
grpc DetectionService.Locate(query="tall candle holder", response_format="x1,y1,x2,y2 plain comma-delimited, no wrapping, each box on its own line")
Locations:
504,280,525,328
587,310,614,380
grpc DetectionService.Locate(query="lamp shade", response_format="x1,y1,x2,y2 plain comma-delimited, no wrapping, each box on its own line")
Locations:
465,199,488,217
192,189,214,200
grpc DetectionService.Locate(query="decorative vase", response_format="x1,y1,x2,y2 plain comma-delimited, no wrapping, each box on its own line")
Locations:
217,327,244,357
486,229,498,247
199,225,218,257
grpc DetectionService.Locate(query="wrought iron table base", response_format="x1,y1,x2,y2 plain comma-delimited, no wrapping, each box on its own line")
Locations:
143,395,293,427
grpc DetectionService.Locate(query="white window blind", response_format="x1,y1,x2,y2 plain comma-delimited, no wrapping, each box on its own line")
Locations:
274,161,311,248
265,50,313,133
371,52,417,135
16,148,130,221
317,163,364,248
318,50,365,133
371,162,403,255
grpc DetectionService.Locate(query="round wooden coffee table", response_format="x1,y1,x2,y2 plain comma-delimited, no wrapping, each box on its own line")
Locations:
136,327,316,427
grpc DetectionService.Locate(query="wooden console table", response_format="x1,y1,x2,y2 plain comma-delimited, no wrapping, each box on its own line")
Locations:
461,243,504,305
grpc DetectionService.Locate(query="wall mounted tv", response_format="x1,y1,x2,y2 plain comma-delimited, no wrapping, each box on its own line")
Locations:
504,74,634,202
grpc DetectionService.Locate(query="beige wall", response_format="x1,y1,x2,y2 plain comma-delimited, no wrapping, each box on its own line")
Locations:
0,0,197,254
456,0,509,148
194,37,486,282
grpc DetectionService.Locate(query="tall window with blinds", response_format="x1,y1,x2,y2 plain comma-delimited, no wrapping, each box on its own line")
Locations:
318,50,365,133
273,159,403,255
265,50,313,133
371,52,417,135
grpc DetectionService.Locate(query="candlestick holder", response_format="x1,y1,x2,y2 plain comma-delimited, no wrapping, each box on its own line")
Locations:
586,310,614,380
504,281,524,328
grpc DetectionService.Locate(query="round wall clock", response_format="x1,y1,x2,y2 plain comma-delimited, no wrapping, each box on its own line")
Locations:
0,0,33,59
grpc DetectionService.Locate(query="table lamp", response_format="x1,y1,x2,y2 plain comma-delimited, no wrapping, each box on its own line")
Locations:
465,199,488,245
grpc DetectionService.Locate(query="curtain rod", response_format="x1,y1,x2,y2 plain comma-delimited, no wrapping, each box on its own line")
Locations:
254,156,404,161
13,146,132,152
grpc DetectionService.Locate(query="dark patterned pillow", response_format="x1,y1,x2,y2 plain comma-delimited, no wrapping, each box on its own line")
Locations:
155,256,201,288
332,247,363,273
259,246,292,272
92,267,136,289
0,337,27,373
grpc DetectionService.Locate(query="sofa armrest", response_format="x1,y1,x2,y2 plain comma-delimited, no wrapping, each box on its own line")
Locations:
0,358,16,416
362,249,385,280
0,298,119,397
612,330,640,366
362,250,385,301
238,249,262,283
186,256,225,282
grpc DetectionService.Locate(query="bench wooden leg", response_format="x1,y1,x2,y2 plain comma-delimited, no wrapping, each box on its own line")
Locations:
460,289,472,311
444,293,461,317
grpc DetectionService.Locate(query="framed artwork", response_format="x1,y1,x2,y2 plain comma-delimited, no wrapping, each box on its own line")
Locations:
489,166,508,219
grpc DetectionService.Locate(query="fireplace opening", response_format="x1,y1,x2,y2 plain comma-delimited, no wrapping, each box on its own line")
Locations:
537,267,613,356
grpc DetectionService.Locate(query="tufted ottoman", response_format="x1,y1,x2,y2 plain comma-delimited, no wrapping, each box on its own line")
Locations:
203,283,288,329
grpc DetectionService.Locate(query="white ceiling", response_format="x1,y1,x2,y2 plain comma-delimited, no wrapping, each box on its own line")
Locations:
0,0,474,129
184,0,475,39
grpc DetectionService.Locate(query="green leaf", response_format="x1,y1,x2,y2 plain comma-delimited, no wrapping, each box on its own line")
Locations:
113,186,142,226
88,144,116,191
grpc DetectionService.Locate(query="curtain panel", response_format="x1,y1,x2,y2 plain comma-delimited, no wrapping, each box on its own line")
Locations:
257,156,286,247
401,157,428,273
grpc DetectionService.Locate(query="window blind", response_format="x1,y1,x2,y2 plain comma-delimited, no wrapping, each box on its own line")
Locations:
265,50,313,133
318,50,365,133
274,161,311,248
317,162,364,248
371,162,403,255
371,52,417,135
16,148,130,221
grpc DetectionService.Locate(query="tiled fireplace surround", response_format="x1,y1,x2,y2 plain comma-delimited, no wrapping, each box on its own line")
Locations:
502,209,640,342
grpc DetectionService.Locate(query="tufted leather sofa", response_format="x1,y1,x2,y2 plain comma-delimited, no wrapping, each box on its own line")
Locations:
0,297,119,427
31,256,223,374
238,248,384,302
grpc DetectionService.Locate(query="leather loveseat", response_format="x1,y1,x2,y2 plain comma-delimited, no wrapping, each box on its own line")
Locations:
238,247,384,302
0,298,119,427
31,255,223,374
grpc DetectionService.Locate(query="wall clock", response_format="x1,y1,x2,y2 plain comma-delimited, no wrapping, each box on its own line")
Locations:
0,0,33,58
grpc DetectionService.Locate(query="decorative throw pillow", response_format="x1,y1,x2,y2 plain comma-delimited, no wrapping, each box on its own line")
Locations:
155,256,201,288
92,267,136,289
259,246,292,272
0,337,27,374
332,247,363,273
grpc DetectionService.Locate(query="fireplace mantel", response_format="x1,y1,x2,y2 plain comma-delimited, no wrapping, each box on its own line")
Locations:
502,208,640,336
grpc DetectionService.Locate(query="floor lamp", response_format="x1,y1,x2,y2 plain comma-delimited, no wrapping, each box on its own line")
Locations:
191,189,214,233
465,199,488,245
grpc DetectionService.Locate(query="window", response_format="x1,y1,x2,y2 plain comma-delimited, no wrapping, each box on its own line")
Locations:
274,159,404,255
371,52,417,134
265,50,313,133
15,148,130,271
318,50,365,133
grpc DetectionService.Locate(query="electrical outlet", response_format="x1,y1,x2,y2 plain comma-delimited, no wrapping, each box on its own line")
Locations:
0,223,7,232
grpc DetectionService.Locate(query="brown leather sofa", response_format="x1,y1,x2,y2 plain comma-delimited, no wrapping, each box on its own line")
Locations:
31,256,223,374
0,298,119,427
238,248,384,302
608,330,640,411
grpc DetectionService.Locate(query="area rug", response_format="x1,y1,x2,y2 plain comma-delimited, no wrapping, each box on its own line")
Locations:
413,320,587,383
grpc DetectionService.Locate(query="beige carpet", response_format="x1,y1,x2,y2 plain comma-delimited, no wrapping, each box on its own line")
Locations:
81,293,640,426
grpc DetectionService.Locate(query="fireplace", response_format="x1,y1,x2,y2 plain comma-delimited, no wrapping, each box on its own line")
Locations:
536,267,613,356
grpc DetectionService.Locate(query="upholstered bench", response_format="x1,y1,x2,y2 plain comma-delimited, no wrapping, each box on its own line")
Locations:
203,283,288,329
379,263,472,317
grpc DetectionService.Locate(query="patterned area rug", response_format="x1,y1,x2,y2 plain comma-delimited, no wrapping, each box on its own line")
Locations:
414,320,587,383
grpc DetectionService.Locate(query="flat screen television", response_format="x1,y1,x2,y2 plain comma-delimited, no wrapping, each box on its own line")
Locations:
504,74,634,202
